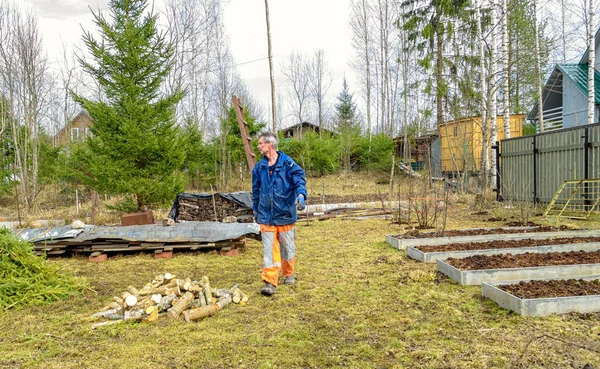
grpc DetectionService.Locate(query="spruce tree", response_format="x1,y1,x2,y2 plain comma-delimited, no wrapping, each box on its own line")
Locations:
335,78,358,131
334,78,359,170
71,0,185,210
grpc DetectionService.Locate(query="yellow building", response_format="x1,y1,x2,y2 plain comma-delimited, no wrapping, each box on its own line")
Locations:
439,114,524,173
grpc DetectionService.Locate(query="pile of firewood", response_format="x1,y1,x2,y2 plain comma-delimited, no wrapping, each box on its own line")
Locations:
91,273,248,329
177,195,253,222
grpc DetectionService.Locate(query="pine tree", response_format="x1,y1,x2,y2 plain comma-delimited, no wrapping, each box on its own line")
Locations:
71,0,185,210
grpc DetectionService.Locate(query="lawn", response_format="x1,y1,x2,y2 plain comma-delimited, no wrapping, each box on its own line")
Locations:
1,175,599,368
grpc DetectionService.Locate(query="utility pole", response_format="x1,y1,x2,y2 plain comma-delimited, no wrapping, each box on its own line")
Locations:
264,0,277,131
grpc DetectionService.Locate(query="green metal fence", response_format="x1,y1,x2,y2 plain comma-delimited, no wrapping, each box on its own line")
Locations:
499,123,600,205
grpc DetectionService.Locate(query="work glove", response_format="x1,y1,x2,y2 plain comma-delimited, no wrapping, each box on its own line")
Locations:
295,195,306,211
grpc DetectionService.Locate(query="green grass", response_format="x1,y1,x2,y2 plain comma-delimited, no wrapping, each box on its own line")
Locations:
1,210,599,368
1,172,600,368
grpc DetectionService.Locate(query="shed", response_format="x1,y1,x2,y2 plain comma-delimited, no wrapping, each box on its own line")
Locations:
439,115,524,173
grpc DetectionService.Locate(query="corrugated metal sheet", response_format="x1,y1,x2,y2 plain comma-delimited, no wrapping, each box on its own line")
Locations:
15,222,260,244
500,123,600,205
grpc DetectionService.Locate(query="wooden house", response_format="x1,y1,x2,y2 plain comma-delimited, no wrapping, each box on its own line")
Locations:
53,110,93,146
439,114,524,173
279,122,336,138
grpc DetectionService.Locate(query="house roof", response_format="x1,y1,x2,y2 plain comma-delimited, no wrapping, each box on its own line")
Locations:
578,27,600,65
278,121,336,135
528,63,600,120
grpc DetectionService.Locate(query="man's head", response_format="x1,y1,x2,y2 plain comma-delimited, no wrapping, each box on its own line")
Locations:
257,131,279,157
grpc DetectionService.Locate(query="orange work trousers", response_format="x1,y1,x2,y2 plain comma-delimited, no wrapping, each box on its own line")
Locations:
260,224,295,287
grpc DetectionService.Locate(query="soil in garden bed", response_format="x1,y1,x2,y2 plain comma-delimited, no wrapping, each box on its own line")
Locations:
395,225,573,239
417,237,600,253
499,279,600,299
447,250,600,270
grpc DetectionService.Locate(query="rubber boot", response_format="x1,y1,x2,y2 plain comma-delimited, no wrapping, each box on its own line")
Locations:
260,282,276,296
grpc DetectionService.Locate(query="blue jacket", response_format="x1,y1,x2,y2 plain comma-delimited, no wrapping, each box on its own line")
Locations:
252,151,307,226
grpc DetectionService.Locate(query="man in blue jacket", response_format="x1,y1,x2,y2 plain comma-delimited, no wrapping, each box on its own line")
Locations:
252,131,307,296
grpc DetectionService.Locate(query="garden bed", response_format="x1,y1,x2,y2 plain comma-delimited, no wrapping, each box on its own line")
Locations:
437,250,600,285
386,227,599,250
447,250,600,270
402,225,572,238
482,278,600,316
408,237,600,263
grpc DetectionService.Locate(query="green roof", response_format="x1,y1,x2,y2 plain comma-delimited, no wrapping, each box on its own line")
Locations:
557,63,600,104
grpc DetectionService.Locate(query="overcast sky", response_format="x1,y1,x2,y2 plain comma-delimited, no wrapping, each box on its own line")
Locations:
25,0,354,125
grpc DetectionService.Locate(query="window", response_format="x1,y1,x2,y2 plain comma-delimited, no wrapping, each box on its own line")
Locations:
71,127,81,141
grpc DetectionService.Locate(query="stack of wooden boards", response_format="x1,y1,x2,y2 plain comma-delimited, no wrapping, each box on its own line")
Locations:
91,273,249,328
167,192,254,223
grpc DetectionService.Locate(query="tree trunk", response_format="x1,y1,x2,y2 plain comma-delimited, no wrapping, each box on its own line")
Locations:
490,0,499,188
502,0,510,138
589,0,596,126
477,0,489,188
264,0,277,131
533,0,544,132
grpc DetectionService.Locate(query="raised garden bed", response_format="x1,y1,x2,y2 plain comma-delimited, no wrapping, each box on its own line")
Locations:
482,278,600,316
408,237,600,263
385,226,598,250
437,250,600,285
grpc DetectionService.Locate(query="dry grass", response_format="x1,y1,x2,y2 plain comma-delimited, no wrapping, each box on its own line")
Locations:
1,173,600,368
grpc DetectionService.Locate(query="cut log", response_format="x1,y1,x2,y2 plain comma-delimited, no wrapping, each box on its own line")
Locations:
164,272,173,282
144,306,159,322
240,292,249,304
232,287,242,304
199,294,207,307
121,292,138,307
124,309,145,320
140,285,181,296
92,308,122,318
215,295,232,310
201,276,213,304
127,285,139,297
91,320,125,329
151,274,165,288
167,291,195,318
212,288,232,298
183,304,217,322
151,294,162,304
156,293,176,312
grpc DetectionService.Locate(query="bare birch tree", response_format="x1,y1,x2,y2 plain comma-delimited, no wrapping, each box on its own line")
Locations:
350,0,374,138
308,49,333,135
477,0,490,186
0,2,52,209
533,0,544,132
588,0,596,126
489,0,499,187
281,51,311,124
501,0,511,138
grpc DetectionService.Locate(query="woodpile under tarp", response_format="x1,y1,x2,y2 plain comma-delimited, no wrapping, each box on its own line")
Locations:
14,222,260,256
90,273,249,329
168,192,254,223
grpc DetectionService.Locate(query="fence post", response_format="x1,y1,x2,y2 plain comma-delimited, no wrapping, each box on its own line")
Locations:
532,136,538,205
583,127,590,210
493,141,501,201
